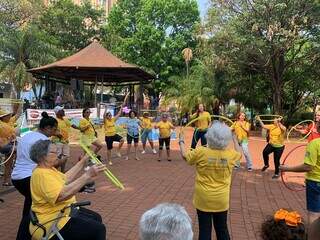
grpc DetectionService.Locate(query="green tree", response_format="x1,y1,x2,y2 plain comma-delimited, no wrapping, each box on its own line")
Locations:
206,0,320,115
38,0,105,55
0,0,43,29
105,0,200,94
0,26,57,98
164,62,216,113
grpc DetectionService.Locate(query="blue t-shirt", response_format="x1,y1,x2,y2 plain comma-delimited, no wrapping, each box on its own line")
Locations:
126,118,140,136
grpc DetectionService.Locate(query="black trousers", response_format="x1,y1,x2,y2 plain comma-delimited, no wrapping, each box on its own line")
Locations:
191,130,207,149
197,209,230,240
12,177,32,240
51,207,106,240
262,143,285,175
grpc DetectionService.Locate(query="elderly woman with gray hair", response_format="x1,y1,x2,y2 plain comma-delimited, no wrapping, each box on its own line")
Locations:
29,139,106,240
179,121,242,240
139,203,193,240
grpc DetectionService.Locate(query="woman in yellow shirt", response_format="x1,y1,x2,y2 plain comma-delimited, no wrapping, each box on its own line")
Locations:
230,112,253,171
52,106,79,173
29,139,106,240
140,112,157,154
190,103,211,149
155,113,175,162
280,135,320,229
179,121,241,240
0,109,16,186
257,116,286,179
104,106,125,165
79,108,102,155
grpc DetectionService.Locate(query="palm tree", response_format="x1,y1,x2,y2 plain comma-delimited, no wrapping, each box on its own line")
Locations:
0,25,57,98
165,61,216,113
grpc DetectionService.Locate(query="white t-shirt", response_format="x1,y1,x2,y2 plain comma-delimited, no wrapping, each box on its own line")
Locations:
11,131,49,180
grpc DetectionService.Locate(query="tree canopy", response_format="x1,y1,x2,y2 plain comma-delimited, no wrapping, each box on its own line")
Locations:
105,0,200,94
204,0,320,115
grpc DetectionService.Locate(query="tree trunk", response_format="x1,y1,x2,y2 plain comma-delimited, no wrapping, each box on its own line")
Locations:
270,53,285,115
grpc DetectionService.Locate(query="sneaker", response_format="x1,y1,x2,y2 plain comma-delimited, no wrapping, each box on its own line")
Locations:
272,174,280,179
167,159,172,162
83,186,96,193
108,161,113,166
152,149,157,154
141,150,146,154
234,166,240,170
135,156,140,161
261,165,269,172
116,152,121,158
158,159,161,162
124,156,129,160
247,168,253,172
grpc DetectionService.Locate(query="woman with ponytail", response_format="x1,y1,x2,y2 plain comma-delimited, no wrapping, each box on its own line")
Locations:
11,112,58,240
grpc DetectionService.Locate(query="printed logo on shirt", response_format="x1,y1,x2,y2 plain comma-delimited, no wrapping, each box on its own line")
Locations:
305,151,310,158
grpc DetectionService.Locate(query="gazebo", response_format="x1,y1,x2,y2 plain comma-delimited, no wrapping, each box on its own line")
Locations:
28,40,154,109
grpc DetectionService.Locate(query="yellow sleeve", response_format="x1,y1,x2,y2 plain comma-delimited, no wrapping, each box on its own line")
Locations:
79,119,90,130
304,141,318,167
169,122,174,128
37,171,64,206
207,112,211,123
230,122,236,130
244,122,250,131
230,151,242,167
65,119,71,128
264,124,272,130
186,148,200,165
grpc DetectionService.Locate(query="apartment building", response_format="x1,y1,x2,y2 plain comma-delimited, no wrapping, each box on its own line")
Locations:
44,0,117,15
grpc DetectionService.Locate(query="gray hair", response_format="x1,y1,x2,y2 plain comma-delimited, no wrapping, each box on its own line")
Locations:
30,140,51,164
206,121,232,150
139,203,193,240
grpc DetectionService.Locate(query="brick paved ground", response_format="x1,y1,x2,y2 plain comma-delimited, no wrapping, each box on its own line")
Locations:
0,128,307,240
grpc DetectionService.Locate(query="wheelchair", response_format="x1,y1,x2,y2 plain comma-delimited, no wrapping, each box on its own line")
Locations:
30,201,91,240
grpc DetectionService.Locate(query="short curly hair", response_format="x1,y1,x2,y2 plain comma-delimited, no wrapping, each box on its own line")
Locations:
261,217,306,240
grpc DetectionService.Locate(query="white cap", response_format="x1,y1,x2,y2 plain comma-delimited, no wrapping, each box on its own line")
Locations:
54,105,64,114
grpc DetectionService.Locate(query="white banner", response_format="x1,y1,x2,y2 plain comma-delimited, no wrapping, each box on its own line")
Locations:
27,108,98,121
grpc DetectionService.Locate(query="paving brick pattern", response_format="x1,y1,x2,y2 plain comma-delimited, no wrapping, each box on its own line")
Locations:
0,129,307,240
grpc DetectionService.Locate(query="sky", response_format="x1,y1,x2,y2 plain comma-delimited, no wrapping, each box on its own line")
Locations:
197,0,209,19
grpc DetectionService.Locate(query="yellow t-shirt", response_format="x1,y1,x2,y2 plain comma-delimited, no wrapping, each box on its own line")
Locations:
79,118,95,138
191,111,211,130
0,120,15,144
141,117,152,129
156,121,173,138
231,121,250,142
30,167,76,240
186,146,241,212
9,115,17,127
104,118,116,137
304,138,320,182
265,124,285,147
52,118,71,143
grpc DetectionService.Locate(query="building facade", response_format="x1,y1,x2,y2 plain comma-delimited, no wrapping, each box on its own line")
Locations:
44,0,117,15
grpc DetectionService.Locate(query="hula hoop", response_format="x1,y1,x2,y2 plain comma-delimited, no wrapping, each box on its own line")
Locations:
256,114,283,122
179,115,234,141
0,140,16,166
80,143,125,190
286,120,314,143
281,144,306,192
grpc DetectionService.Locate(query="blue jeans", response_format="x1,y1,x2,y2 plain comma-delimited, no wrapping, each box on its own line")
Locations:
141,129,152,144
306,180,320,212
191,129,207,149
237,141,252,169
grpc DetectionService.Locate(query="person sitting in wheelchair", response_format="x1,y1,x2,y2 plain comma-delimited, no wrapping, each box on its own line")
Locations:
29,139,106,240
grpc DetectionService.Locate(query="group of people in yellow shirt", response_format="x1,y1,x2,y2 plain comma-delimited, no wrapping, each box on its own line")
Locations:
180,103,320,239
